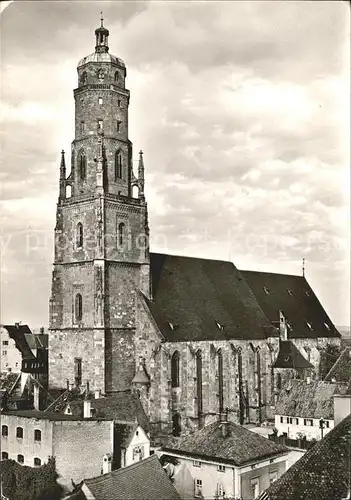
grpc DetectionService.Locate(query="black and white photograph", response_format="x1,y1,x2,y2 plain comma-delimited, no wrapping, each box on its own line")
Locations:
0,1,350,499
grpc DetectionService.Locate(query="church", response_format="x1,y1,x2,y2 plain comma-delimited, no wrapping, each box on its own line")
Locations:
48,20,341,439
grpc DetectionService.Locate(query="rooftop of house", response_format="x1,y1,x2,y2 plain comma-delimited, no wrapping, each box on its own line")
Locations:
324,347,351,384
1,409,112,422
275,379,350,420
83,455,180,500
259,414,351,500
146,253,277,342
1,324,35,359
240,271,340,339
48,389,150,432
273,340,313,369
162,420,288,466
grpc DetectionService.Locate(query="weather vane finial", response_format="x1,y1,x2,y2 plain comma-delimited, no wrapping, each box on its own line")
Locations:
302,257,305,277
100,11,104,27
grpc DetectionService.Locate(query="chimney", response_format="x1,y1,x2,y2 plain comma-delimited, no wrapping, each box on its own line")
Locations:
220,408,229,438
95,389,101,399
39,326,44,334
83,398,91,419
333,394,351,426
306,376,311,385
68,382,74,391
15,322,20,329
33,383,40,410
66,380,70,390
102,453,112,475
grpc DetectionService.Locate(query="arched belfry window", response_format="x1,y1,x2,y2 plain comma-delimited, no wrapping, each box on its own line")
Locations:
79,151,86,180
75,294,83,322
217,349,224,413
114,71,119,82
171,351,180,388
76,223,83,248
118,222,125,247
80,72,87,85
115,151,122,180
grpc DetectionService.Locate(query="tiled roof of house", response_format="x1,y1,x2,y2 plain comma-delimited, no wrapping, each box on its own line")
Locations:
240,271,340,339
324,347,351,384
273,340,313,369
147,253,277,341
162,420,288,466
83,455,180,500
259,414,351,500
2,324,35,359
61,391,150,432
275,379,350,419
2,410,100,421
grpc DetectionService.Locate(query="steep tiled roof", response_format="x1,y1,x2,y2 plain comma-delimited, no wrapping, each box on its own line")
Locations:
275,379,350,419
148,253,277,341
83,455,180,500
62,391,149,432
324,347,351,384
162,421,288,466
2,324,35,359
259,414,351,500
273,340,313,369
240,271,340,339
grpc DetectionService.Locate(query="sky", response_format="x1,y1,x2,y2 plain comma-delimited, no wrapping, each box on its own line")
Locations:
0,1,350,328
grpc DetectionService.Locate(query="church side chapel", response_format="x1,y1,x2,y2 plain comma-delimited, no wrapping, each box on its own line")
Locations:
48,19,341,441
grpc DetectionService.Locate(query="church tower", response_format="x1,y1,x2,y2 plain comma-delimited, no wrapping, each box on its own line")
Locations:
49,18,150,394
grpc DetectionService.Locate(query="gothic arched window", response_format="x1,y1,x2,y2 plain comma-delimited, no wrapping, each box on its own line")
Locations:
217,349,224,413
171,351,180,388
75,294,83,322
118,222,125,247
76,223,83,248
114,71,119,82
79,151,86,180
115,151,122,180
196,350,203,422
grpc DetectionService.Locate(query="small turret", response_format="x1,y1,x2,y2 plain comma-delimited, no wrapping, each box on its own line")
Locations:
59,150,66,200
138,150,145,201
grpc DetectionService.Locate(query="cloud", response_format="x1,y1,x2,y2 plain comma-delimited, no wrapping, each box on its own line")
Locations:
0,0,349,326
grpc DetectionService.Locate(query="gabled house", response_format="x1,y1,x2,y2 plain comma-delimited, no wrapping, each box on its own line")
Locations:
274,379,350,440
0,324,48,389
158,415,288,500
46,388,151,469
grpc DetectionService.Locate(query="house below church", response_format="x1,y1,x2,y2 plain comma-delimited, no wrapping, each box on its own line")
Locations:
274,379,350,440
158,413,288,500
